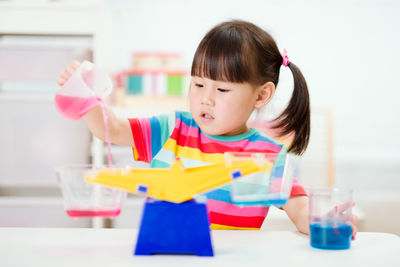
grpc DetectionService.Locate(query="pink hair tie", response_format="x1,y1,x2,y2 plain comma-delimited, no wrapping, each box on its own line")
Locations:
282,48,290,67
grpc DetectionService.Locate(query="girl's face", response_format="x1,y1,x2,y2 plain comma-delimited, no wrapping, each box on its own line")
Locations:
189,77,259,136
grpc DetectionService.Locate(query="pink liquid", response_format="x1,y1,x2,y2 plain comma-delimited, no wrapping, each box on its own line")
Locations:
55,94,101,120
66,209,121,218
98,99,113,166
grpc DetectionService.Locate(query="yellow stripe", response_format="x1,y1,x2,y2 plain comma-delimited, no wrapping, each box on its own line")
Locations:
133,148,139,161
211,224,260,230
164,139,225,163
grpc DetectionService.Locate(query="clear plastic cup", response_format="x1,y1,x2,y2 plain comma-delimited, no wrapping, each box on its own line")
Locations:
54,61,112,120
224,151,298,207
308,188,353,250
55,165,126,218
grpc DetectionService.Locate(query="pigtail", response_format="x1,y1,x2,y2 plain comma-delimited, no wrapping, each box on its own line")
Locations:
272,62,310,155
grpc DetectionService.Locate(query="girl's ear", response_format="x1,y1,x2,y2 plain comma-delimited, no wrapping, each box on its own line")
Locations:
254,81,275,108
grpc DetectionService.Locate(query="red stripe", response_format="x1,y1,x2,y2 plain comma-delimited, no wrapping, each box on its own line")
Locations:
171,130,278,154
128,118,148,162
290,185,307,197
209,211,265,228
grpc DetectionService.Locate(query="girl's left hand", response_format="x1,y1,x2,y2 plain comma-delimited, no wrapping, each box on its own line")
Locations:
326,201,357,240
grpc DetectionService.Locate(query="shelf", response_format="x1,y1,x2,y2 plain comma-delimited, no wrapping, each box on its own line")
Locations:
0,1,105,35
112,95,189,117
0,196,62,206
0,180,58,188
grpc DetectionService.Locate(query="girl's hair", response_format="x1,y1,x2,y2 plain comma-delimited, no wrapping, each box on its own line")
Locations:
191,20,310,155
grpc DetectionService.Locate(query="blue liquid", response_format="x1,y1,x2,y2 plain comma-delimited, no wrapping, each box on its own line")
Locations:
310,223,352,250
232,198,287,207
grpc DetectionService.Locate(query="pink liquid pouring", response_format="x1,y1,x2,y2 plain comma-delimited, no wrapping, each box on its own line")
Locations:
66,208,121,218
55,94,101,120
98,99,113,166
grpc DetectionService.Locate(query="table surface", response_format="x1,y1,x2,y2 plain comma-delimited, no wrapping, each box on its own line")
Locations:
0,228,399,267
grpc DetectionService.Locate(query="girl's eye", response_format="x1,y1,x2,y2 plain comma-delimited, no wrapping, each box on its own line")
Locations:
194,83,204,88
217,88,230,93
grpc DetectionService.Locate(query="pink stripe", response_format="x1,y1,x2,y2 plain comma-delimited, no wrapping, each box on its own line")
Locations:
139,118,152,159
176,119,281,152
175,118,199,138
207,199,269,217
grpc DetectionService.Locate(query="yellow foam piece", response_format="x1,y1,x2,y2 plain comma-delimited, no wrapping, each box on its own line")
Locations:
85,157,272,203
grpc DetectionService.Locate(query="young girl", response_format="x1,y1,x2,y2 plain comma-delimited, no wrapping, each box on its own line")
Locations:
58,20,356,237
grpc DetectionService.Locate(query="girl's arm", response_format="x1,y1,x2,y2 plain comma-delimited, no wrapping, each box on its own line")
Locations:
84,105,135,147
282,195,310,235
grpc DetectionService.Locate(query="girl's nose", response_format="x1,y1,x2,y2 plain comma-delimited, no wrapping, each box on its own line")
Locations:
200,89,215,106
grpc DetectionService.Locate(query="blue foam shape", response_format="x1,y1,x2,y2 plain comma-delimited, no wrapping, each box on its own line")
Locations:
137,184,148,193
134,200,214,256
231,170,242,179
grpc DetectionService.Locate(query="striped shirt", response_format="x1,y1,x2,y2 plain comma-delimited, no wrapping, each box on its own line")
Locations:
129,110,306,230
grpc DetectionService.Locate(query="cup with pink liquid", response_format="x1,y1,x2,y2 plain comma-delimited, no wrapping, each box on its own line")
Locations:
56,165,126,218
54,61,113,120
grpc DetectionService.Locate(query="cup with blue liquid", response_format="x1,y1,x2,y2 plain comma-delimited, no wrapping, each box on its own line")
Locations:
308,188,353,250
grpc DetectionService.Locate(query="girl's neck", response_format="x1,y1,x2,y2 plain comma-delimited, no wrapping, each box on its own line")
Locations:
202,128,257,142
221,125,250,136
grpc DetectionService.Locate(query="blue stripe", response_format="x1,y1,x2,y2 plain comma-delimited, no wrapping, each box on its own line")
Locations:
157,114,171,146
177,111,199,129
149,116,162,158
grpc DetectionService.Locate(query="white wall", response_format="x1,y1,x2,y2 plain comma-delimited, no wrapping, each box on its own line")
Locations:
107,0,400,193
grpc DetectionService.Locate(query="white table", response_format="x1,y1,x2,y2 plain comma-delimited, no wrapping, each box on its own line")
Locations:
0,228,399,267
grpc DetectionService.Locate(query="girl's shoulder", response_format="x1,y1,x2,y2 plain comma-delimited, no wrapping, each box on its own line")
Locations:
245,128,286,154
249,128,284,147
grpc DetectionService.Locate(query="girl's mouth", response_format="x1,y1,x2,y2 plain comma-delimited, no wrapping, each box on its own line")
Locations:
201,112,214,120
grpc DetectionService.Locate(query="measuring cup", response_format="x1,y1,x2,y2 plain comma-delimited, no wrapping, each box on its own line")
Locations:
55,61,113,120
55,165,126,218
225,151,297,207
308,188,353,250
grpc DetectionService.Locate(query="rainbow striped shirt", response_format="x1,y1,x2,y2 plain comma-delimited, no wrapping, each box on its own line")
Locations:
129,110,306,230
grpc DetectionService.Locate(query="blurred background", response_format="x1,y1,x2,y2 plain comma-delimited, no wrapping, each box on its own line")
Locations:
0,0,399,235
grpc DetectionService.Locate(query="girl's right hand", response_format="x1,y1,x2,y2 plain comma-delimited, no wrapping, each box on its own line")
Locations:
57,60,81,87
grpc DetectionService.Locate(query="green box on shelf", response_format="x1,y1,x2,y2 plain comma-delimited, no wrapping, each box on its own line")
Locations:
167,75,183,95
